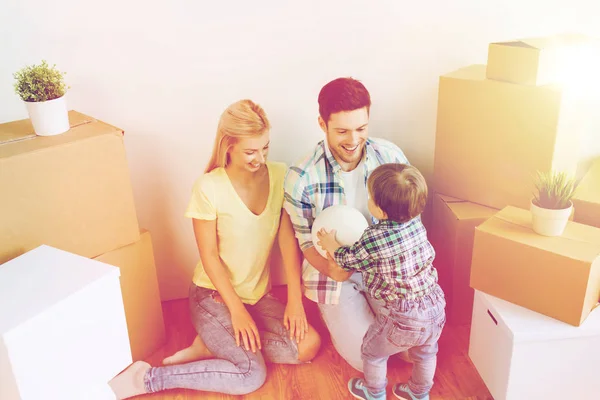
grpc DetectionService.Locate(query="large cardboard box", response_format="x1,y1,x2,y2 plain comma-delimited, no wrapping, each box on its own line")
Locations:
0,245,131,400
433,64,582,210
469,290,600,400
0,111,140,264
430,194,497,325
94,230,166,361
470,206,600,326
573,158,600,228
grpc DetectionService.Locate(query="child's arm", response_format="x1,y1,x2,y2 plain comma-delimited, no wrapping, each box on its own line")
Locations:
316,228,372,273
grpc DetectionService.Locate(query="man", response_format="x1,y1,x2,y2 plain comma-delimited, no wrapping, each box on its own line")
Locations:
283,77,410,371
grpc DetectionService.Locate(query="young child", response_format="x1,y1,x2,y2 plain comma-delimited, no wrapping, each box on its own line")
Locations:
317,163,446,400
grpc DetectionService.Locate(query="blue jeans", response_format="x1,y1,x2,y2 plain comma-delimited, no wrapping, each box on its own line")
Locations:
362,285,446,396
143,284,301,395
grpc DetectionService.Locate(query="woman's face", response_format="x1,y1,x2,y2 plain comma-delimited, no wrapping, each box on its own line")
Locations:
227,131,270,173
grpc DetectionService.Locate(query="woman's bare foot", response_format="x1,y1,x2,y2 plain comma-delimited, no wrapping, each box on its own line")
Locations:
108,361,151,399
162,335,213,365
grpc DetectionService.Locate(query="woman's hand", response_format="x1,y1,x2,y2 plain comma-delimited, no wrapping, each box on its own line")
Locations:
284,297,309,343
231,307,262,353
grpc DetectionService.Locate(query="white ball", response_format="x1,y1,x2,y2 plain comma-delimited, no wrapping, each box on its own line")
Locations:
311,205,369,258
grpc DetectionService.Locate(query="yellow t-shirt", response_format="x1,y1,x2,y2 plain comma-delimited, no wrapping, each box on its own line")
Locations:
184,161,287,305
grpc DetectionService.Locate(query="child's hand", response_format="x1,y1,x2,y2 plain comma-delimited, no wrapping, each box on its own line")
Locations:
316,228,341,256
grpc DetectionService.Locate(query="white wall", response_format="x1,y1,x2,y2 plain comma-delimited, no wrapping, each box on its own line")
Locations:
2,0,599,300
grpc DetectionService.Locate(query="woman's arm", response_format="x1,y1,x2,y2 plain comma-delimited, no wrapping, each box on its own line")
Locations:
192,218,261,352
277,209,309,342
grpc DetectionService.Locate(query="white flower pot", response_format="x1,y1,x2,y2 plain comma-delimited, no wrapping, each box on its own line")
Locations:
530,200,573,237
24,95,70,136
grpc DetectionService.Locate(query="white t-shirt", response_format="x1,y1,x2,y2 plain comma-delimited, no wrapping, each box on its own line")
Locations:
339,160,371,224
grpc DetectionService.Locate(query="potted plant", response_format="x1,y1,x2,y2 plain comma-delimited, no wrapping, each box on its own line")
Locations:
530,170,579,236
13,60,70,136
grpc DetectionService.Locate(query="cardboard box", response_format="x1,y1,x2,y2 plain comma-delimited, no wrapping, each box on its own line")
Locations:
470,206,600,326
0,111,140,264
433,64,582,210
0,245,131,400
94,230,166,361
486,34,591,86
469,290,600,400
573,158,600,228
430,194,497,325
486,37,562,86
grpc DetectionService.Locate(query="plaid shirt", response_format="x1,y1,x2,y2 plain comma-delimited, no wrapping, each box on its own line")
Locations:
283,137,409,304
334,218,438,303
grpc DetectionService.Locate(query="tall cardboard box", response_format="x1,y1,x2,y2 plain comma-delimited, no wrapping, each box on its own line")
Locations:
573,158,600,228
433,64,582,210
470,206,600,326
94,230,166,361
469,290,600,400
430,194,497,325
0,245,131,400
0,111,140,264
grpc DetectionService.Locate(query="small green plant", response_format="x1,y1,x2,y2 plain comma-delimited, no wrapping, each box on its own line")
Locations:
13,60,68,102
532,170,579,210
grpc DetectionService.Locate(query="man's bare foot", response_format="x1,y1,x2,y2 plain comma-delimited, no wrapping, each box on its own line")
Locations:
108,361,151,400
162,335,213,365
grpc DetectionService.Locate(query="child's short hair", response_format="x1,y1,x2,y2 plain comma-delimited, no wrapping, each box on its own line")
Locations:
367,163,428,223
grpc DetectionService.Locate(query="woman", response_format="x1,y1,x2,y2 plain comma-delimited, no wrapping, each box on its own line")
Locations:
109,99,321,398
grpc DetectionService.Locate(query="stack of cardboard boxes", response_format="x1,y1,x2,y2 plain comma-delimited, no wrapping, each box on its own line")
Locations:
0,111,165,362
431,35,600,399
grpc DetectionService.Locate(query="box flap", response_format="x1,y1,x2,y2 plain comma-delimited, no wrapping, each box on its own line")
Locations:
493,34,588,51
479,290,600,342
480,206,600,262
439,195,498,221
0,112,123,159
442,64,487,81
574,158,600,204
493,40,538,49
0,110,95,145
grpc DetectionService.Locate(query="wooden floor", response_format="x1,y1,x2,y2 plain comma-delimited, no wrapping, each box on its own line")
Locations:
137,287,492,400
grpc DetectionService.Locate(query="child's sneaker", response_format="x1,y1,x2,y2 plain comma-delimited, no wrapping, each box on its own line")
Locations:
393,383,429,400
348,378,386,400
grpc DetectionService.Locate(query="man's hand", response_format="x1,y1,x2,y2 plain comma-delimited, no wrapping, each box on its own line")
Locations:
326,254,352,282
283,297,309,344
316,228,341,256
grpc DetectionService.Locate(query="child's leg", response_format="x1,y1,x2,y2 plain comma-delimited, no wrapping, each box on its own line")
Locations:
406,340,439,394
360,315,407,395
394,290,446,398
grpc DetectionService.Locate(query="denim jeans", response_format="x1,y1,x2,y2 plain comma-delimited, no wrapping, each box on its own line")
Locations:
143,284,301,395
362,285,446,396
317,272,386,372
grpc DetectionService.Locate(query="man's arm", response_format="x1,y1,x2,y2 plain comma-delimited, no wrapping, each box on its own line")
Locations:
283,167,351,282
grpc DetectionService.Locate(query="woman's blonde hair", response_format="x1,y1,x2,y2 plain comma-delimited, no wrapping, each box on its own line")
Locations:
205,99,271,173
